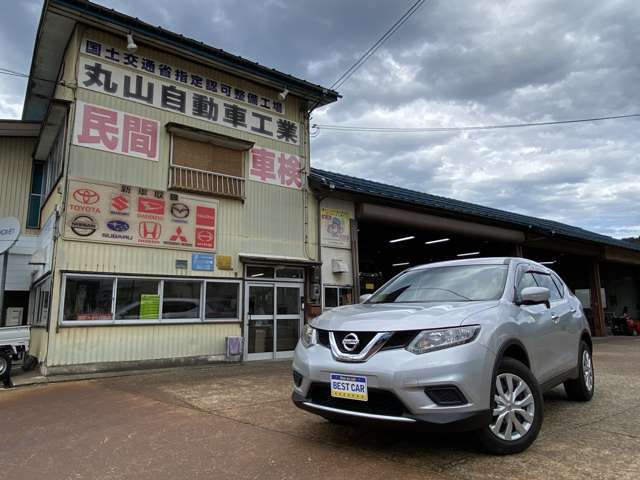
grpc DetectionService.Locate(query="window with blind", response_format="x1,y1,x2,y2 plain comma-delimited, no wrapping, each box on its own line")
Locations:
170,135,246,198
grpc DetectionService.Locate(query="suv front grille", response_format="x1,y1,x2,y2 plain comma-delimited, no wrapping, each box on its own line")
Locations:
316,329,418,352
307,383,408,417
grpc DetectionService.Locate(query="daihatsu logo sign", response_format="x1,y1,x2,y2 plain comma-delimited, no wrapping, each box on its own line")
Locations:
0,217,20,255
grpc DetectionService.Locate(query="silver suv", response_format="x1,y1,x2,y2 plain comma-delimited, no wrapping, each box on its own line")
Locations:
292,257,594,454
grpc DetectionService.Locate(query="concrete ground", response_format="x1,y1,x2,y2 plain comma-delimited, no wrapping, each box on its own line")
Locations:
1,337,640,480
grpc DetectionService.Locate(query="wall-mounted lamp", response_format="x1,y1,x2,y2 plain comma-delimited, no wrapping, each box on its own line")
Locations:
126,32,138,52
278,87,289,101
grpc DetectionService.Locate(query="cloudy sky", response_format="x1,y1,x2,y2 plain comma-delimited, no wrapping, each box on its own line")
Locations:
2,0,639,238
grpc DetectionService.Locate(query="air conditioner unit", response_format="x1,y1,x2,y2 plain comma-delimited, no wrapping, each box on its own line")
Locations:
332,259,348,273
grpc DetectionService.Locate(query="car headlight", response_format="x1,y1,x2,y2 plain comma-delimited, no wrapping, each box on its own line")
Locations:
406,326,480,354
301,323,317,348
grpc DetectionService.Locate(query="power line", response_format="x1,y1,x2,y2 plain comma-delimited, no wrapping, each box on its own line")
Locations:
0,67,66,85
313,113,640,133
330,0,430,91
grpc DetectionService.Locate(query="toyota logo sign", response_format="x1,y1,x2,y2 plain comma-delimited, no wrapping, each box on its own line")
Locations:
73,188,100,205
341,333,360,352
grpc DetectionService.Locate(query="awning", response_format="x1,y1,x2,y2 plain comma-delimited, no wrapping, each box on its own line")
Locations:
33,99,71,160
238,253,321,266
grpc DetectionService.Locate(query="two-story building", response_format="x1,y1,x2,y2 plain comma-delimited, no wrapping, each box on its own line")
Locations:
0,0,338,374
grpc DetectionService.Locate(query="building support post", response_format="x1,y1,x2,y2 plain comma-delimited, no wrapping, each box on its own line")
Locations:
590,259,606,336
350,218,360,299
514,244,524,257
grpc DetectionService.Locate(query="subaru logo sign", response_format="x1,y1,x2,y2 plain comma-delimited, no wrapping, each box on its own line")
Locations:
107,220,130,232
342,333,360,352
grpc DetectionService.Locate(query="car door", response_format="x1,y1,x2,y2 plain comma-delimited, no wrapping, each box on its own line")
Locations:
532,272,571,377
551,273,581,371
514,266,556,383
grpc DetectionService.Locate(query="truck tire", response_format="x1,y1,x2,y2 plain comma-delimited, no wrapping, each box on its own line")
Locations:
0,351,12,382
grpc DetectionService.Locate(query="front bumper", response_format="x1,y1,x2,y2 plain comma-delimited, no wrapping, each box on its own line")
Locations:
292,339,495,432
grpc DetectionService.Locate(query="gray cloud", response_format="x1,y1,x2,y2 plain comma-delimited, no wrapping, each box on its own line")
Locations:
1,0,638,238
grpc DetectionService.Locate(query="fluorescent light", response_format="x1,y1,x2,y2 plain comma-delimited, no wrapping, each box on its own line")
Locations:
540,261,556,265
251,273,264,277
457,251,480,257
425,238,450,245
392,262,410,267
389,236,415,243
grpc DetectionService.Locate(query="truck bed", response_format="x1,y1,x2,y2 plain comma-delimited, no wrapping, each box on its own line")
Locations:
0,326,30,349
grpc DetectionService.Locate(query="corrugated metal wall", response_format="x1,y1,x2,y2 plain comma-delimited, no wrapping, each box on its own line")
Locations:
49,323,240,366
43,27,319,367
0,137,38,234
29,327,48,360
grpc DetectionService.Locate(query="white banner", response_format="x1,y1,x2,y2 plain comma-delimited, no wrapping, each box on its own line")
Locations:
73,101,160,161
64,178,218,252
78,55,300,146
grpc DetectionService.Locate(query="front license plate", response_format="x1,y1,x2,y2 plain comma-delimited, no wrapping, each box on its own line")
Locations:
330,373,368,401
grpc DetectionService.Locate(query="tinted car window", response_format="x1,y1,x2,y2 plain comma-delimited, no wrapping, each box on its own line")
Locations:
551,273,565,298
368,265,508,303
517,272,537,294
532,273,562,301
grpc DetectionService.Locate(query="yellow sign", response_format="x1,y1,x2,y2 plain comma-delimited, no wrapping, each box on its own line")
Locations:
216,255,233,270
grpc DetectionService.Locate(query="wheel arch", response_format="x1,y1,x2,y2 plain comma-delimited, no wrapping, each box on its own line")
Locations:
580,330,592,352
496,339,531,370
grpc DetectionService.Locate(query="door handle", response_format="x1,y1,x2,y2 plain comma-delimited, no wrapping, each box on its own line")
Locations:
551,313,560,323
570,307,577,313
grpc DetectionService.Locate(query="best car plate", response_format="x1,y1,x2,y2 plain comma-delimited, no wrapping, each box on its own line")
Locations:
330,373,368,401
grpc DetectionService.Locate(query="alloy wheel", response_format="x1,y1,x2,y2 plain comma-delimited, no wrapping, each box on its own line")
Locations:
489,373,535,441
0,356,7,376
583,350,594,392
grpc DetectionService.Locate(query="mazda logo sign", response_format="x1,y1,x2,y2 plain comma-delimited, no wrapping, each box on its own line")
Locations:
342,333,360,352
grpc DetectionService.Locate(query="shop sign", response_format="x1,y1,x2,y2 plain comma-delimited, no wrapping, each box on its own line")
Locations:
248,147,303,189
216,255,233,271
64,178,217,252
320,208,351,248
192,253,215,272
83,38,285,115
78,55,300,146
73,101,160,161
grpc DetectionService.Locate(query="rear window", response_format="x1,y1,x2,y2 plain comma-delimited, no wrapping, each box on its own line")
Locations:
367,265,509,303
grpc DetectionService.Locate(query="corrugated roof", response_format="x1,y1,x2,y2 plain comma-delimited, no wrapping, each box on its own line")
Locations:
310,168,640,253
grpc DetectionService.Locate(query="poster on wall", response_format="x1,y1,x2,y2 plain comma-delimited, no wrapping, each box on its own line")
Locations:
73,101,160,161
64,178,218,252
321,208,351,248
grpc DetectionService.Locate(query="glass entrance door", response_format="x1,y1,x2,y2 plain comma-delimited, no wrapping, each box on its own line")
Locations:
245,282,302,360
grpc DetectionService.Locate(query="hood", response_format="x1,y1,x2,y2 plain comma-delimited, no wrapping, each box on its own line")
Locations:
311,301,499,332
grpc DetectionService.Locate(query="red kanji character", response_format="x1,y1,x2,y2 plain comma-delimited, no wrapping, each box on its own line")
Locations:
250,148,276,182
122,114,158,159
76,104,118,151
277,153,302,188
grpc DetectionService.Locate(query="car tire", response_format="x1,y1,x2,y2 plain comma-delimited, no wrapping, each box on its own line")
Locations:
563,341,594,402
0,351,12,382
475,357,544,455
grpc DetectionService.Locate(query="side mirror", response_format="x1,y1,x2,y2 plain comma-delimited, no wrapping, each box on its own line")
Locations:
359,294,373,303
518,286,550,307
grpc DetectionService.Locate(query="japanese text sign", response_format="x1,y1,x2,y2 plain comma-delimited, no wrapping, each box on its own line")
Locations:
83,38,285,115
73,101,160,161
64,178,218,253
248,147,303,189
78,54,300,146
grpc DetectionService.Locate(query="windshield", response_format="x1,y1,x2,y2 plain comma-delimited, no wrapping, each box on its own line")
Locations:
367,264,509,303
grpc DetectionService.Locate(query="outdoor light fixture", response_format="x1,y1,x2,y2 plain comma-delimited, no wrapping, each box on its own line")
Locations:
425,238,450,245
392,262,410,267
126,32,138,52
540,261,556,265
278,87,289,100
251,273,264,277
457,251,480,257
389,236,415,243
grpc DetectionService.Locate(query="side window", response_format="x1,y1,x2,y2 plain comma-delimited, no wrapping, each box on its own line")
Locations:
517,272,537,294
551,273,565,298
532,273,562,301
